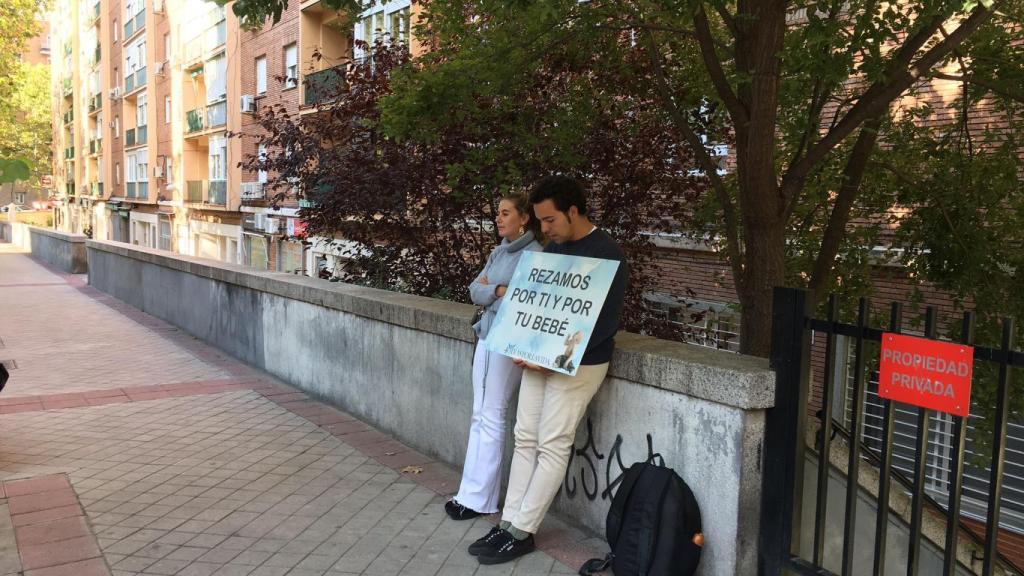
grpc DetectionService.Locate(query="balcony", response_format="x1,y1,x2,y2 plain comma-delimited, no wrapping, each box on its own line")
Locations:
303,65,348,106
124,67,146,94
185,180,227,205
88,93,102,113
208,180,226,205
185,101,226,135
62,78,73,97
240,182,265,200
183,14,226,65
186,180,204,203
124,10,145,40
186,109,204,133
64,147,75,159
207,101,226,129
126,181,149,200
125,125,147,147
89,138,102,154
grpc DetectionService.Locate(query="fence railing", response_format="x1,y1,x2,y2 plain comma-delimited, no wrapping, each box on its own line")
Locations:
761,287,1023,576
124,67,146,93
208,180,226,205
240,182,265,200
186,180,204,203
303,64,348,106
124,9,144,38
125,181,148,200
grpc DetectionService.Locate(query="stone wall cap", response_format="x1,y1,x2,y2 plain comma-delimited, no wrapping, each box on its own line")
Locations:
87,239,775,410
30,226,88,242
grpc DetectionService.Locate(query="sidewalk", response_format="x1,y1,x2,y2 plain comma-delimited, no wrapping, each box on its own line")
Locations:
0,245,597,576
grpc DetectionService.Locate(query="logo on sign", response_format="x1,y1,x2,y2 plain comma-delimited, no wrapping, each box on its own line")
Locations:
878,333,974,417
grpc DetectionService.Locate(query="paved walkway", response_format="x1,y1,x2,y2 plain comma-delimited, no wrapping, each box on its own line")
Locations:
0,245,597,576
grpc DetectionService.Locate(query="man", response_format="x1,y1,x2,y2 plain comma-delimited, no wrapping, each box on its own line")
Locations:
471,175,629,565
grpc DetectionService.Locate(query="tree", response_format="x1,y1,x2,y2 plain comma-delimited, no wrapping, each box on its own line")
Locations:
225,0,1024,356
0,61,51,191
0,0,38,84
241,39,708,339
380,0,1024,356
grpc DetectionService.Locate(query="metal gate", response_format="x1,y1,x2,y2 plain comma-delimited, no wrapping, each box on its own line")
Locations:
760,287,1024,576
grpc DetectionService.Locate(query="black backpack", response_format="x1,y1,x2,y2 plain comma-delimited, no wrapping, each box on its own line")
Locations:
579,455,703,576
0,362,7,394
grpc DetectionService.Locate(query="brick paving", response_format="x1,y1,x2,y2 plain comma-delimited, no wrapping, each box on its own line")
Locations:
0,245,597,575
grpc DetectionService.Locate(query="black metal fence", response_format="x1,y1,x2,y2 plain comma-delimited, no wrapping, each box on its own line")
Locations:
760,287,1024,576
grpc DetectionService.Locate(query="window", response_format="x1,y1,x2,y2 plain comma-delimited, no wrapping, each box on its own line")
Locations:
113,19,118,42
165,155,173,186
255,56,267,94
163,33,170,63
209,136,227,181
136,92,147,127
14,192,26,204
114,116,120,137
283,44,297,89
115,162,121,184
354,1,411,58
205,53,227,102
164,95,170,123
257,144,268,183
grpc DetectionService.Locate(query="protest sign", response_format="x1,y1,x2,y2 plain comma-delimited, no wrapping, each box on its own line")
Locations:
485,251,620,375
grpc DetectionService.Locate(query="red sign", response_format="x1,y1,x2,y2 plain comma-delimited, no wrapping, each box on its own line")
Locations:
878,333,974,417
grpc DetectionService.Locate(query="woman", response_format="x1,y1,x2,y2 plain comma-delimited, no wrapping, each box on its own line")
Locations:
446,192,542,520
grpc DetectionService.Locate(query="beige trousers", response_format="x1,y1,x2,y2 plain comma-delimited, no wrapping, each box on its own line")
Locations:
501,362,609,534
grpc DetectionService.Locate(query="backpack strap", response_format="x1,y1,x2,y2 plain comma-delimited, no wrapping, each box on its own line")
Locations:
646,452,665,467
578,553,612,575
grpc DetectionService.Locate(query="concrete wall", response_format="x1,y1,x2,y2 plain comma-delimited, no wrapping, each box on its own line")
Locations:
85,240,776,576
1,222,88,274
0,221,31,250
28,227,88,274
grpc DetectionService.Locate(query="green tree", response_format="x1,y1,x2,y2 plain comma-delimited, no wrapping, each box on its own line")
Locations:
386,0,1024,356
224,0,1024,356
0,61,52,187
0,0,41,100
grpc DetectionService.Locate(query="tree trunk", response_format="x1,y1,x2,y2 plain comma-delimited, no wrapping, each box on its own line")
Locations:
734,2,788,357
738,206,786,357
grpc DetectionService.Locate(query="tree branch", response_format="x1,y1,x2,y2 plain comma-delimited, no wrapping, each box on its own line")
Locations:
640,26,745,292
781,2,999,211
693,4,747,123
806,116,883,304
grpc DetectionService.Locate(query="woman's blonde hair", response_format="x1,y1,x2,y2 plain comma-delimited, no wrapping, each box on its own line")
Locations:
500,191,543,241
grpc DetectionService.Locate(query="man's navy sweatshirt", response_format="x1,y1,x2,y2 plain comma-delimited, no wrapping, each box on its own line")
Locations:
544,228,629,365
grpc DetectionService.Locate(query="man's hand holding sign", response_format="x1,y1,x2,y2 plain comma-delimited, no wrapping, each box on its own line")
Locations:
486,252,620,376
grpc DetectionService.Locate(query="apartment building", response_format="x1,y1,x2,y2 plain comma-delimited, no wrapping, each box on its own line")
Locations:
50,0,241,255
51,0,418,272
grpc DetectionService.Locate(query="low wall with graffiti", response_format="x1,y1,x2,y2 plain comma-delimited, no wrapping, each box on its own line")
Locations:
86,239,775,576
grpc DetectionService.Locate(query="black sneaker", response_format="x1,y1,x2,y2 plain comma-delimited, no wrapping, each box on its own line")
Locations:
468,526,507,556
477,533,535,565
444,499,483,521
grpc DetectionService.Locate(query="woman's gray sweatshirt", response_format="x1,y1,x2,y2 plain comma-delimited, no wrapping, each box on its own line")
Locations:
470,231,542,340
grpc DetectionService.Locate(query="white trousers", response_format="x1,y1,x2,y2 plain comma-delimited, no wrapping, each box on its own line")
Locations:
501,362,609,534
454,340,523,513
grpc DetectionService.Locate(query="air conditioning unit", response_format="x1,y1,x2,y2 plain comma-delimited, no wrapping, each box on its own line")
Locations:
153,165,164,178
153,0,165,13
240,95,256,114
108,87,121,100
154,61,166,76
264,218,280,234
